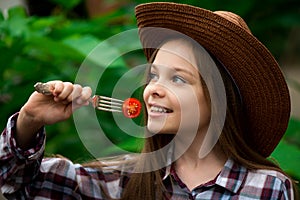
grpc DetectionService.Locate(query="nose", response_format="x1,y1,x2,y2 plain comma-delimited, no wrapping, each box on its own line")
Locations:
146,82,166,98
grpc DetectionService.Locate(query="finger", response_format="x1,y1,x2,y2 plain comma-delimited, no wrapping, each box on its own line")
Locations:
72,102,83,111
54,82,73,102
63,103,74,119
75,86,92,105
42,80,63,96
67,84,82,103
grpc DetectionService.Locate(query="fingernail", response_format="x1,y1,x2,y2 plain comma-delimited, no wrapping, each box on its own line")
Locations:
76,99,83,104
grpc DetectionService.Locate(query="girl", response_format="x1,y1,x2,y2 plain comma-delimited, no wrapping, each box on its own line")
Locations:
0,2,297,199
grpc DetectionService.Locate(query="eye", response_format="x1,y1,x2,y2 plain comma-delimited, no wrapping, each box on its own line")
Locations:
149,72,158,81
172,75,186,84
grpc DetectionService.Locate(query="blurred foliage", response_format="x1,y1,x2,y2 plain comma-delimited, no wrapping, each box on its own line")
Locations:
0,0,299,190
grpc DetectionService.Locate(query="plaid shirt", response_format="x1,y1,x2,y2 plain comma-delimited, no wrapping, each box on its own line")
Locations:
0,113,294,199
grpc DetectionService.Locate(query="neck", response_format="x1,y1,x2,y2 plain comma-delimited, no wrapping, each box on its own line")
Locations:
176,144,226,169
175,127,226,165
174,129,227,188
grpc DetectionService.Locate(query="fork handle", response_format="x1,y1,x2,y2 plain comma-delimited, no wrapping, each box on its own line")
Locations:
34,82,53,95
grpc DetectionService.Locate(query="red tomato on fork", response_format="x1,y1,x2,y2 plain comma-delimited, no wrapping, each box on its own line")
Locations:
122,98,142,118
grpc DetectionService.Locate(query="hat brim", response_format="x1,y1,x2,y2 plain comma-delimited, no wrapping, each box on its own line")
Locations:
135,2,290,157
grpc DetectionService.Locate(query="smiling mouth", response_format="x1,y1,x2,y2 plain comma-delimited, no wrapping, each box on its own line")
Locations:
150,105,173,113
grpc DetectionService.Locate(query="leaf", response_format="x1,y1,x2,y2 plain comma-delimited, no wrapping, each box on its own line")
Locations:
50,0,82,10
29,16,64,36
62,35,101,57
271,141,300,180
24,36,84,62
63,35,127,68
284,117,300,146
0,10,4,21
2,16,32,39
7,6,27,19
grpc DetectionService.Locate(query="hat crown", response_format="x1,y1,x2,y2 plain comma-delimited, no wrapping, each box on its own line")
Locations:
214,11,252,34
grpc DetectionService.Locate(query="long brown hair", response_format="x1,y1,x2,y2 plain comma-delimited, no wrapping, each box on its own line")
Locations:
87,37,298,199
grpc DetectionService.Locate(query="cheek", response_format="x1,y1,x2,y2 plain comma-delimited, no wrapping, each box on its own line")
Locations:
143,86,150,102
176,88,205,115
197,93,211,124
175,89,196,107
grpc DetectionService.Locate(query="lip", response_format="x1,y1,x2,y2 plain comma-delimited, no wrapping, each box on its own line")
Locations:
147,102,173,117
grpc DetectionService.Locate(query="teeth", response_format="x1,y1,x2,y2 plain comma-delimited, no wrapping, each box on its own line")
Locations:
151,106,168,113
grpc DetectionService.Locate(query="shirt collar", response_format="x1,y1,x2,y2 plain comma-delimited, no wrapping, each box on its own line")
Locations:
215,158,247,193
162,146,247,194
162,143,174,180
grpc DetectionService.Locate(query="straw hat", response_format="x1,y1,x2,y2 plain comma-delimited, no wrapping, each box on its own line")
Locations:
135,2,291,157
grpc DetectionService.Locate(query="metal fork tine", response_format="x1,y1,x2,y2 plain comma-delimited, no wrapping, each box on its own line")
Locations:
98,103,122,110
99,99,123,106
99,96,124,103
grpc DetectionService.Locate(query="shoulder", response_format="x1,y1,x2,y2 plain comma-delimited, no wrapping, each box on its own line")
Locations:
38,156,80,187
38,154,137,199
246,168,292,188
243,168,294,199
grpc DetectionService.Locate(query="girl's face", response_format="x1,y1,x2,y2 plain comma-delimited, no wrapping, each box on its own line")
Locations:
143,40,211,134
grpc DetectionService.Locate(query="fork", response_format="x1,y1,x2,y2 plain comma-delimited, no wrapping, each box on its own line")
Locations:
34,82,141,118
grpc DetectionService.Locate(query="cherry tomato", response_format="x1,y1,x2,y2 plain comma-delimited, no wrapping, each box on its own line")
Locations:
122,98,141,118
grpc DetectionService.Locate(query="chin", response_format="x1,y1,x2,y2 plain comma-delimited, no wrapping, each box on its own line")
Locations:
147,126,162,134
147,125,177,135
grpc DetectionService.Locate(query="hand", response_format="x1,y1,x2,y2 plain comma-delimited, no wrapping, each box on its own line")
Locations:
22,80,92,125
16,81,92,149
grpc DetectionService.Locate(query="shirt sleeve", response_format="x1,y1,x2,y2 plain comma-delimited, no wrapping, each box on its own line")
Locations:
0,113,46,194
0,113,126,199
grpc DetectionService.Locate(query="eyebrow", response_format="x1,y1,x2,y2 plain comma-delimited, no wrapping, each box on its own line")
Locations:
151,64,198,78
